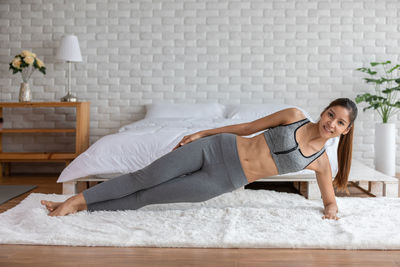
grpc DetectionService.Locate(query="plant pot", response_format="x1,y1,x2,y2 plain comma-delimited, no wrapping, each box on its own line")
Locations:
18,82,31,102
374,123,396,176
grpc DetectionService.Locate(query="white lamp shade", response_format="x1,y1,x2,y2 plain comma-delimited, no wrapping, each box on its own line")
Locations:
56,35,82,62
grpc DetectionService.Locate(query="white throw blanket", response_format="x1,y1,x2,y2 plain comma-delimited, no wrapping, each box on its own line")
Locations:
1,189,399,249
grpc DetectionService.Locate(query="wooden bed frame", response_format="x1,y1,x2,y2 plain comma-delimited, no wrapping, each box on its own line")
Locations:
61,159,398,200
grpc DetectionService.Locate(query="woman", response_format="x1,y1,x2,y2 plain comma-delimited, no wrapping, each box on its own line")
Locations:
41,98,358,220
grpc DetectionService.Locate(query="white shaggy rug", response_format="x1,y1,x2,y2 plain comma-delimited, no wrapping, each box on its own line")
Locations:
0,189,399,250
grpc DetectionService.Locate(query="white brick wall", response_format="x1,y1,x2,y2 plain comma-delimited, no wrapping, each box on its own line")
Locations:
0,0,399,174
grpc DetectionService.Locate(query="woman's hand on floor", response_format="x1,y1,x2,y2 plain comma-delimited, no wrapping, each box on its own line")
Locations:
322,206,340,220
172,132,204,151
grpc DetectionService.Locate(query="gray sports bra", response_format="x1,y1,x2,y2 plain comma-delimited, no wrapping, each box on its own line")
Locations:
263,118,326,175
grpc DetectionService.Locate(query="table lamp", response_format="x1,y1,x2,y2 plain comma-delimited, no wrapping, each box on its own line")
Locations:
56,35,82,102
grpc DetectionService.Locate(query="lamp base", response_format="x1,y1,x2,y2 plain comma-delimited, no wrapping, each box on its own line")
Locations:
60,92,78,102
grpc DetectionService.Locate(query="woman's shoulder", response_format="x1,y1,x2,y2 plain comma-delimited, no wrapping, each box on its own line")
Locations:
281,107,308,125
245,107,308,134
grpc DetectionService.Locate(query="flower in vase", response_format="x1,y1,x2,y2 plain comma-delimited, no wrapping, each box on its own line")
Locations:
24,56,34,65
9,50,46,83
20,50,29,57
11,57,21,69
36,58,44,68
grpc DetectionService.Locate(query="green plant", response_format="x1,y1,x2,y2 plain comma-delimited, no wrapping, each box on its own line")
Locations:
355,60,400,123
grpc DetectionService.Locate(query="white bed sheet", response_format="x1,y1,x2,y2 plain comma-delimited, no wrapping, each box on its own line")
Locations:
57,116,339,183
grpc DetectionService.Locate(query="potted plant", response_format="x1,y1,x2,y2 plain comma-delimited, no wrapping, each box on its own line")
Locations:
355,60,400,176
9,50,46,102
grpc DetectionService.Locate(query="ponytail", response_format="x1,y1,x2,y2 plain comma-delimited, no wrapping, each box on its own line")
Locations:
332,125,354,195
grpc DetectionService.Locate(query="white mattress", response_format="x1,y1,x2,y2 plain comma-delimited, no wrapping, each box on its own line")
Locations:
57,116,339,183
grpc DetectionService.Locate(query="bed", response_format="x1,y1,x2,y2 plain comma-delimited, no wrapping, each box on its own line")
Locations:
58,103,398,199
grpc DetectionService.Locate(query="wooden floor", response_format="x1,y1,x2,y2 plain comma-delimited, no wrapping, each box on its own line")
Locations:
1,173,400,267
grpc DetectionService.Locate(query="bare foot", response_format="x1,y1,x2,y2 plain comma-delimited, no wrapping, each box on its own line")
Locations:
41,193,88,217
40,200,63,212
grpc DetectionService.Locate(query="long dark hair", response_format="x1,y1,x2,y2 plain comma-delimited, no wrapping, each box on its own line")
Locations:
320,98,358,195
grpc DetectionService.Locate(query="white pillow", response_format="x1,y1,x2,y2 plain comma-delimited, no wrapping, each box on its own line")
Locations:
144,103,226,119
225,103,312,120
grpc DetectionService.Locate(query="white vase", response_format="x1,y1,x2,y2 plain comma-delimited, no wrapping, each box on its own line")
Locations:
18,82,32,102
374,123,396,176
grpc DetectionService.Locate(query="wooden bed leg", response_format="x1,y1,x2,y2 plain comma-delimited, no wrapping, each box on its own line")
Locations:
298,182,307,198
369,181,383,197
383,181,398,197
306,181,321,200
62,181,78,195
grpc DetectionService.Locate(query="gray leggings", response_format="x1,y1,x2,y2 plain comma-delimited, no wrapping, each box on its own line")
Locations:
82,133,249,212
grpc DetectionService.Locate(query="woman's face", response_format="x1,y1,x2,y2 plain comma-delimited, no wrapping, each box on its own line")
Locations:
319,105,352,138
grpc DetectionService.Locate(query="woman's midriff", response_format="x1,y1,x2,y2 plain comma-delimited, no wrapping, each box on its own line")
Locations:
236,133,279,183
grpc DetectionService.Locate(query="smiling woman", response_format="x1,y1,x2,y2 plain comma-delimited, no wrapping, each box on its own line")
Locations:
41,98,358,221
317,99,358,194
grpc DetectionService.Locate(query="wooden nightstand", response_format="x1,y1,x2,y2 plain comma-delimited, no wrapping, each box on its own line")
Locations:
0,102,90,177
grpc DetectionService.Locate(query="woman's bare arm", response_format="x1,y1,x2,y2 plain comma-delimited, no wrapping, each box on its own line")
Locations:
174,107,305,150
199,107,304,137
198,122,249,137
313,153,339,220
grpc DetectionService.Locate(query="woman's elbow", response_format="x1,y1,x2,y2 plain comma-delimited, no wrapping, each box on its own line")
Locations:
239,123,252,136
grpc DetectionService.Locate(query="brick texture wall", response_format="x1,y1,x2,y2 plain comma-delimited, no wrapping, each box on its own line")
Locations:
0,0,399,174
